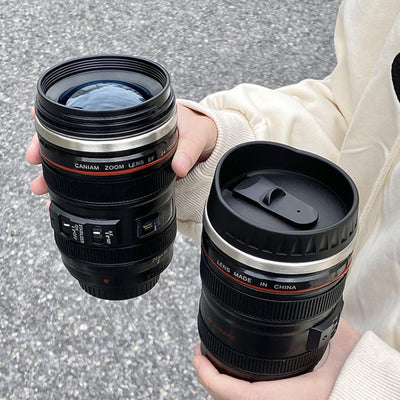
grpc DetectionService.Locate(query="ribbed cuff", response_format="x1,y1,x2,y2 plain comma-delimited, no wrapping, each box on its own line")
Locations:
176,99,255,243
329,331,400,400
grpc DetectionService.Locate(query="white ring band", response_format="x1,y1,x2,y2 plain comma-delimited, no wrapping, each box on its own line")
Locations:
35,111,177,153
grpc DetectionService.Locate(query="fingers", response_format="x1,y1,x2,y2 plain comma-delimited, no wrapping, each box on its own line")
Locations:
192,346,257,400
172,150,193,178
320,318,361,376
30,172,49,195
172,104,217,178
192,343,338,400
27,107,50,198
26,133,42,165
193,355,330,400
26,107,41,165
27,103,217,179
193,344,202,356
27,103,217,192
26,132,49,195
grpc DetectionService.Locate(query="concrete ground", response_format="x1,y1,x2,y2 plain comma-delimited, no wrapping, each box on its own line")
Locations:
0,0,341,398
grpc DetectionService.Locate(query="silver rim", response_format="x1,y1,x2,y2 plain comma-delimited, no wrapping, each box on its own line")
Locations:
203,208,356,275
35,111,177,153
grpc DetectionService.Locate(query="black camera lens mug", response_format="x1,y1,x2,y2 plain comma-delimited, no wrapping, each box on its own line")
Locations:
198,141,359,381
35,55,177,300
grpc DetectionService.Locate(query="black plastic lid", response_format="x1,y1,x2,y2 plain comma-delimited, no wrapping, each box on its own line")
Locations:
206,142,359,262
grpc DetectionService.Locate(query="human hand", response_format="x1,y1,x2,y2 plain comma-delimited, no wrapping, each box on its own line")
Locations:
25,103,217,194
26,106,49,196
192,318,361,400
172,103,217,178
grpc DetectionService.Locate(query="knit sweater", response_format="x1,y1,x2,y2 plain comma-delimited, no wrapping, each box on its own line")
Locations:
175,0,400,398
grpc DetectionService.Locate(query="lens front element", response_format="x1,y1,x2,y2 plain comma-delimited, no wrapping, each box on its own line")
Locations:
59,80,151,110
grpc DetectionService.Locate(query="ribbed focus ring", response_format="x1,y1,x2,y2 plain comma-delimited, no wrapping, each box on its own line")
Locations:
79,276,159,300
201,256,346,322
55,221,176,265
42,161,175,203
198,313,326,377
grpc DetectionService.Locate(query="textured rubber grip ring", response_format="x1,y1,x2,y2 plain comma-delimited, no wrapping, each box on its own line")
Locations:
200,255,346,322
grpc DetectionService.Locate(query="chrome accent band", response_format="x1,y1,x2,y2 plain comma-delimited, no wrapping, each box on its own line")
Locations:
203,208,356,275
35,111,177,153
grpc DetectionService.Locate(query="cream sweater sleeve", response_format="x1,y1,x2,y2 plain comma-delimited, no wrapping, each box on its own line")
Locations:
330,332,400,399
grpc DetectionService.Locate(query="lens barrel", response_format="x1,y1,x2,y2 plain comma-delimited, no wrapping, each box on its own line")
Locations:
198,142,358,380
35,55,177,300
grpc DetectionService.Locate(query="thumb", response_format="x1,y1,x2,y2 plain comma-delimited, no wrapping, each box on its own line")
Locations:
172,104,217,178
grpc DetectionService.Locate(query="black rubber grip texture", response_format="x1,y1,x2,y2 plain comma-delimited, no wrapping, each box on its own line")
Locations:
198,312,327,378
200,258,346,322
42,160,176,203
55,221,176,265
79,275,159,300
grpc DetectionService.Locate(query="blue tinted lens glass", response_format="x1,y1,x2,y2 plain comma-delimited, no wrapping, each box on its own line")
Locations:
59,80,151,110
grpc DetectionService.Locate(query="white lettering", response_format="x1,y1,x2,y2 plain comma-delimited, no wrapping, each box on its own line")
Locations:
128,160,145,168
105,230,113,245
79,224,84,243
216,260,230,273
75,163,100,171
105,164,125,171
274,284,297,290
72,224,79,241
259,281,268,288
151,249,168,265
233,271,252,283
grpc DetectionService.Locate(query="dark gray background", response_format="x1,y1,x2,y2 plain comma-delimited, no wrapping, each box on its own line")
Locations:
0,1,341,399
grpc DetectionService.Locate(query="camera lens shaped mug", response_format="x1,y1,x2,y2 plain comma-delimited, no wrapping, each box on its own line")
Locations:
35,55,177,300
35,55,359,381
198,141,359,381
